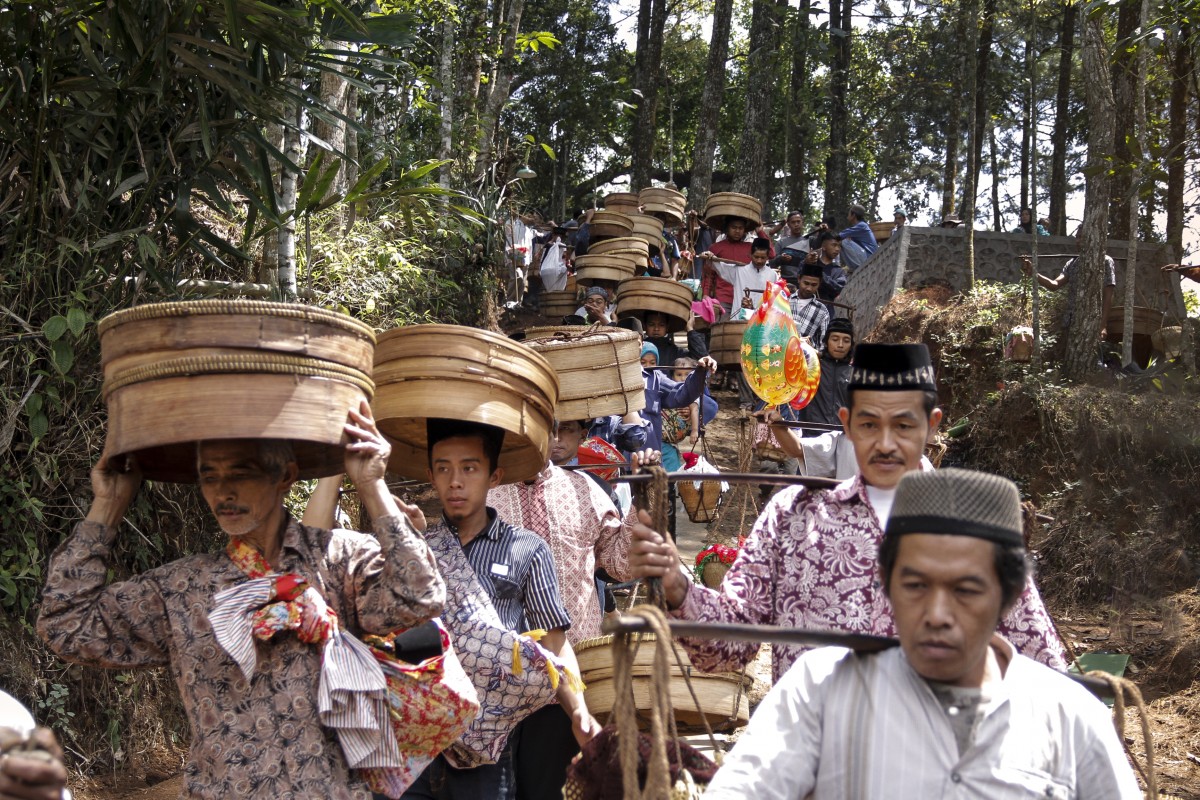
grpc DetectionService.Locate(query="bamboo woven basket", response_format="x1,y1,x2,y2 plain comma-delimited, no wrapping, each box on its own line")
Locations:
539,291,579,320
869,221,893,244
575,634,751,730
678,478,722,523
588,236,650,260
589,210,634,240
614,277,693,333
98,299,376,482
639,187,686,224
372,325,559,484
574,253,639,284
523,326,645,419
602,192,641,215
703,192,762,230
627,213,666,256
708,320,749,367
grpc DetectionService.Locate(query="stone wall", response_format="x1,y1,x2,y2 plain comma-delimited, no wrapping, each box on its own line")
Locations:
839,226,1186,340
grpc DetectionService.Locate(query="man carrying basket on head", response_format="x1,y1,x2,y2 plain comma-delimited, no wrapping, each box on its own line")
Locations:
37,401,447,800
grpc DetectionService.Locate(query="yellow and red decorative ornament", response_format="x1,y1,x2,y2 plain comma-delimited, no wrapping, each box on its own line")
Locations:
740,281,811,405
788,339,822,410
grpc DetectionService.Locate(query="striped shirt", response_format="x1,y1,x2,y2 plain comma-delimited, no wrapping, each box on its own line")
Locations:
440,509,571,634
706,637,1140,799
788,294,830,344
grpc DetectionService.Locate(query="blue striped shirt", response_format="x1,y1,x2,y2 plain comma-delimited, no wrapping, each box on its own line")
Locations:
438,508,571,634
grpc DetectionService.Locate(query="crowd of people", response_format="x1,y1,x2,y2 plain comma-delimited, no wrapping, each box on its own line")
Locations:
6,198,1149,800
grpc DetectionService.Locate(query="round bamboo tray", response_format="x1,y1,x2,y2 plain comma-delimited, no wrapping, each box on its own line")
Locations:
574,634,751,730
602,192,641,215
639,187,686,224
708,320,749,367
574,253,639,284
588,237,650,260
539,290,579,320
523,327,645,419
98,300,376,482
372,325,559,484
627,213,666,256
678,479,722,523
703,192,762,230
589,210,634,240
614,277,693,333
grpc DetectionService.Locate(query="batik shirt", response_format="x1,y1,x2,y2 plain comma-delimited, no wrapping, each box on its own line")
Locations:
37,516,445,800
488,465,633,644
675,476,1068,682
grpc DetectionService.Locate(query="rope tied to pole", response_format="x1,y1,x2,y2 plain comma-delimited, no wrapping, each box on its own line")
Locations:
1083,670,1158,798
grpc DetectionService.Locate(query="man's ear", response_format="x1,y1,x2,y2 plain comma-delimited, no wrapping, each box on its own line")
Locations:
489,467,504,489
837,406,850,428
928,407,943,432
280,462,300,491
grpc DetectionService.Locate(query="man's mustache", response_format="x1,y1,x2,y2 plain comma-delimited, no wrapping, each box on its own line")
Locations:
215,503,250,514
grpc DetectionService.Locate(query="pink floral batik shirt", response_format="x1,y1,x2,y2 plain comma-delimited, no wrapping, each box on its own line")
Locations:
676,475,1068,682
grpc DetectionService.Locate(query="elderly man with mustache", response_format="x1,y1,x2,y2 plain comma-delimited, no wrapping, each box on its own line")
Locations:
629,344,1067,683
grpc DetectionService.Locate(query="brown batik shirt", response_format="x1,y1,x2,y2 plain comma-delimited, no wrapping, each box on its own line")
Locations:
37,515,446,800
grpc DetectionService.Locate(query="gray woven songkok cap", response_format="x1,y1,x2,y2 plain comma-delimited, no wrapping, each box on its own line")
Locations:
885,468,1024,548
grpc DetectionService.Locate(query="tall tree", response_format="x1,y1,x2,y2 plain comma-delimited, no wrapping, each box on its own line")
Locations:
825,0,853,215
1165,20,1195,371
1120,0,1149,365
941,12,966,219
787,0,814,213
473,0,527,182
687,0,735,211
630,0,668,190
1048,0,1077,236
734,0,787,204
1066,13,1116,380
1107,0,1142,239
963,0,982,289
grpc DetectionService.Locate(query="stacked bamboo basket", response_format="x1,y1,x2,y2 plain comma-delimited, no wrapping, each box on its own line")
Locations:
522,326,645,420
574,633,752,731
372,324,559,483
97,300,376,482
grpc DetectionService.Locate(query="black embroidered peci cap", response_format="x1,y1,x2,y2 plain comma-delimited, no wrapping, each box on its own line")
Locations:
848,343,936,392
800,262,824,279
885,468,1024,548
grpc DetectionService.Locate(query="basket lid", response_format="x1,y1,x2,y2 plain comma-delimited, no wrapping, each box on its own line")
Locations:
97,300,375,482
373,325,559,484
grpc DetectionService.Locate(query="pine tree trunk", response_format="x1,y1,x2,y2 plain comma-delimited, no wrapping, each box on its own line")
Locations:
1167,28,1195,371
962,0,979,290
1065,15,1116,381
989,124,1001,230
734,0,785,204
1018,38,1031,210
1120,0,1148,366
687,0,734,212
1107,0,1140,240
824,0,852,215
630,0,668,191
1048,0,1076,236
941,15,965,219
787,0,813,214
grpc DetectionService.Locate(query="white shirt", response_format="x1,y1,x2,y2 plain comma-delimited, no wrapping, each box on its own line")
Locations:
864,484,897,527
711,260,778,311
705,639,1140,800
539,241,568,291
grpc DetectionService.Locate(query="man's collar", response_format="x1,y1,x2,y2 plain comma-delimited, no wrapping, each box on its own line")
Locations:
831,473,867,503
443,507,501,541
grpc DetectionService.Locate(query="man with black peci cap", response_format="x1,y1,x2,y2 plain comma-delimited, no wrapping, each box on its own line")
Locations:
705,468,1139,799
629,343,1067,682
796,316,854,427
